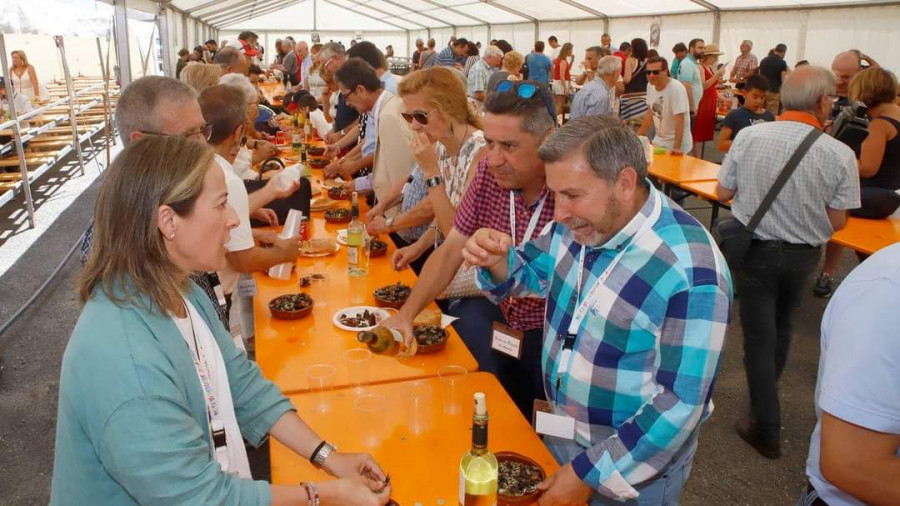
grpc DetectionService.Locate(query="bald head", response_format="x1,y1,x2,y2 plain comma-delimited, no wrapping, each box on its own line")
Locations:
832,50,862,96
296,41,309,59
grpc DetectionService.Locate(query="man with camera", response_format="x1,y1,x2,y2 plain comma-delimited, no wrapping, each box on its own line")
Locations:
715,65,860,460
830,50,879,117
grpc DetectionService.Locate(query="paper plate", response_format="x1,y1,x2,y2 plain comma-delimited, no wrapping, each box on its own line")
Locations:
332,306,396,332
310,197,338,212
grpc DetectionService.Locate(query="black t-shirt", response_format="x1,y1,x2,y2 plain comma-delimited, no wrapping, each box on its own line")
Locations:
758,55,787,92
333,93,360,133
412,50,421,68
723,107,776,139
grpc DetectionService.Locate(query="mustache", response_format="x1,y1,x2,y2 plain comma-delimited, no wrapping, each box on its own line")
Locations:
562,218,589,230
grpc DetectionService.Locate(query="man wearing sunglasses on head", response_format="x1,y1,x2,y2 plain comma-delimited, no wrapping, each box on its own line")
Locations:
637,56,693,156
382,80,558,419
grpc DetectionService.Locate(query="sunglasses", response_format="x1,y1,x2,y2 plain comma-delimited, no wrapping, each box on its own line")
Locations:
494,80,557,123
645,69,664,76
401,109,437,125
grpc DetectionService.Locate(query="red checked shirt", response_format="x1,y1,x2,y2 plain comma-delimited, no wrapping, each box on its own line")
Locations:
453,158,555,331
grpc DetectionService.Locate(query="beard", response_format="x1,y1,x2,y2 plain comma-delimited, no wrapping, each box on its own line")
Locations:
562,193,622,247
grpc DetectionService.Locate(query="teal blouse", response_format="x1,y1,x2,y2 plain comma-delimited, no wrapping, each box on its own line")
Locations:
51,282,294,505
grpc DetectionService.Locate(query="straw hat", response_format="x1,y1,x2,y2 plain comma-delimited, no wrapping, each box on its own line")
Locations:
704,43,725,56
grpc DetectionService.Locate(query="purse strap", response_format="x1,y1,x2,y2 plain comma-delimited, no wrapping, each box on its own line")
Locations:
745,126,824,233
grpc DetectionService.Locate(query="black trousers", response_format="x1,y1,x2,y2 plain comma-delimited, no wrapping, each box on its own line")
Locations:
738,241,821,440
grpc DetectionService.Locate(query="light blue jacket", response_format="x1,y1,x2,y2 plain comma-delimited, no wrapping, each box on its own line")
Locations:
51,281,294,505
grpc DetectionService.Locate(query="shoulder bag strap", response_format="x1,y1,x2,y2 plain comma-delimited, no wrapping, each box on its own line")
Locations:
745,127,824,233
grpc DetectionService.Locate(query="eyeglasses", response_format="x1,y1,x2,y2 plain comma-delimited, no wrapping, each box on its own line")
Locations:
645,69,664,76
401,109,437,125
341,88,356,99
140,123,213,141
494,80,557,123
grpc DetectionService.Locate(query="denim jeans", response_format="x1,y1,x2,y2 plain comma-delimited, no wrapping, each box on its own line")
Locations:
543,430,699,506
446,297,546,418
738,241,821,440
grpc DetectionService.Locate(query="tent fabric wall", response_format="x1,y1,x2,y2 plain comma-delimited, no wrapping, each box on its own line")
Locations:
804,5,900,73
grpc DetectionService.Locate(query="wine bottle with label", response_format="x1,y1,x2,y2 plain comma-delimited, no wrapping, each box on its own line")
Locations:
291,114,302,155
459,392,498,506
347,191,365,276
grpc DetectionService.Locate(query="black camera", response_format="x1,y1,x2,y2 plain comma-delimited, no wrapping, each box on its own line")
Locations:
830,101,869,152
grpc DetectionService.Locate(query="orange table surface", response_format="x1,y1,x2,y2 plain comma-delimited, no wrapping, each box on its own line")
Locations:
259,81,286,106
829,216,900,255
271,372,559,504
253,197,478,395
649,153,720,185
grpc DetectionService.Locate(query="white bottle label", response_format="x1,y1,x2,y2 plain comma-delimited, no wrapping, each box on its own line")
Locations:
348,247,358,265
458,471,466,505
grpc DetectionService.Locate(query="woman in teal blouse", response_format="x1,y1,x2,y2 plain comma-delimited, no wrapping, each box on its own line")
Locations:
51,136,391,505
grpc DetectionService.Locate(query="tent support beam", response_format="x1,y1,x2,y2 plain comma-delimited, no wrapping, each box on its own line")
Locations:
479,0,535,23
376,0,452,30
114,0,132,87
417,0,489,26
558,0,608,20
213,0,298,27
201,0,269,21
205,0,295,24
318,0,417,34
688,0,718,11
157,2,173,76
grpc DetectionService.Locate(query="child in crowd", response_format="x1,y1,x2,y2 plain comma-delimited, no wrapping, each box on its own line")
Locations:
718,74,776,153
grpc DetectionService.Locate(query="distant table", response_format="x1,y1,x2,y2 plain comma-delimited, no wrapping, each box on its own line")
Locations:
271,373,559,504
678,180,730,227
648,153,721,186
830,216,900,255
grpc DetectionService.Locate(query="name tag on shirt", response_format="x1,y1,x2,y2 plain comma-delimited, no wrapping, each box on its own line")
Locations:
237,274,257,298
533,400,576,440
491,322,523,359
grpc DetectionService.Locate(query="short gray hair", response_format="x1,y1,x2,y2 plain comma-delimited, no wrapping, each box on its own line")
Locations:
319,42,345,61
597,55,622,77
218,73,257,103
281,38,296,50
781,65,836,112
115,76,198,145
538,115,647,181
483,45,503,60
213,47,242,67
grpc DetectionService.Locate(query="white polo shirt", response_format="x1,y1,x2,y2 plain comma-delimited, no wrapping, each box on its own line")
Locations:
215,154,254,295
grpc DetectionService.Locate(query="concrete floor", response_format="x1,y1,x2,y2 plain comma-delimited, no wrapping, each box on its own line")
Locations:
0,147,862,505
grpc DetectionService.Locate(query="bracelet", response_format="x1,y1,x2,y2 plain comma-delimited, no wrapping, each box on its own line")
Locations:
301,482,320,506
309,441,327,465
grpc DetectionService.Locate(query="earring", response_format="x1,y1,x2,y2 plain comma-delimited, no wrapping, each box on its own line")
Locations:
169,233,175,239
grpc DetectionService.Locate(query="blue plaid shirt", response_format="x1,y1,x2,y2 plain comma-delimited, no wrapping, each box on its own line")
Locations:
477,185,732,498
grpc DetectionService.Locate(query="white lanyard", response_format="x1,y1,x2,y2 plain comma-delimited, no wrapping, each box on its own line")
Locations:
509,191,547,247
555,192,662,383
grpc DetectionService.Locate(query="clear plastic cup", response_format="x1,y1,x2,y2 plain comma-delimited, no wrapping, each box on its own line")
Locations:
405,380,433,435
306,363,336,413
354,392,387,448
438,365,468,415
343,348,372,394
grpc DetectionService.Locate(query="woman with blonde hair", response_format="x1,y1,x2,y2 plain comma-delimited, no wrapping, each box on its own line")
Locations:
52,135,391,505
551,42,573,123
487,50,524,92
366,66,486,273
180,62,223,93
10,50,41,101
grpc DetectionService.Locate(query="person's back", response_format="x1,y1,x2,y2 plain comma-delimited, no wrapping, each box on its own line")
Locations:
759,52,787,93
525,52,552,85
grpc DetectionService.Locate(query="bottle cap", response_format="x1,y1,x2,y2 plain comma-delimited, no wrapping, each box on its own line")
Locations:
473,392,486,416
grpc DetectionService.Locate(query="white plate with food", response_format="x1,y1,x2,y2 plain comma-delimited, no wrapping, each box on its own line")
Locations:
310,197,338,212
332,306,396,332
298,238,339,257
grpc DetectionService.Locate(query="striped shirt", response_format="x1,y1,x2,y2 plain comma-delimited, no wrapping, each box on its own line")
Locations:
477,185,732,498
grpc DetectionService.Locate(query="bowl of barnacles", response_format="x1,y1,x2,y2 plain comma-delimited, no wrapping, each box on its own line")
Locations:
496,452,545,504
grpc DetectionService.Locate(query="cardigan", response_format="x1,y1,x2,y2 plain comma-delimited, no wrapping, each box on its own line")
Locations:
51,281,294,505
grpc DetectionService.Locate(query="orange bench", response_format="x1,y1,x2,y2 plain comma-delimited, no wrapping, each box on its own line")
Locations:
830,216,900,255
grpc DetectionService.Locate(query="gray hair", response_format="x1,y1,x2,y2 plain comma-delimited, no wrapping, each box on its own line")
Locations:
281,38,296,50
115,76,198,145
596,55,622,77
213,47,242,67
218,73,257,103
483,45,503,60
781,65,836,112
319,42,345,61
538,115,647,181
484,86,555,138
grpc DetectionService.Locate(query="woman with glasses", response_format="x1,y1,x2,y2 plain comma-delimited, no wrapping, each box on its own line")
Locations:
52,135,391,505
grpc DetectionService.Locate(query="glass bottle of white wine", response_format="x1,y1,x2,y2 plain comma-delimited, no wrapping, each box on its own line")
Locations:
347,191,365,276
459,392,498,506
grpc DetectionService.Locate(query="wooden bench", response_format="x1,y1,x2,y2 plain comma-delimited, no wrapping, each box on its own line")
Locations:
830,216,900,255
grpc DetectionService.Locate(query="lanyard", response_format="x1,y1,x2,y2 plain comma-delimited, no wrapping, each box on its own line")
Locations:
555,191,662,389
509,191,547,247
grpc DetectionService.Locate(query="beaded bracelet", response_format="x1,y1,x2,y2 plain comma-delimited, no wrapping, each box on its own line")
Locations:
301,482,320,506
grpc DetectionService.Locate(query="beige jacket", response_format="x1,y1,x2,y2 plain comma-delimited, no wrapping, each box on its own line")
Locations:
372,91,415,218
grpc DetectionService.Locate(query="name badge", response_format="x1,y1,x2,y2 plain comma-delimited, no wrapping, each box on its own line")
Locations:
491,322,523,359
237,274,257,298
213,284,227,307
532,399,576,440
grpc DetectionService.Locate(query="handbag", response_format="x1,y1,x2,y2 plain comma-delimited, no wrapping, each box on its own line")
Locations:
437,267,483,300
714,127,823,270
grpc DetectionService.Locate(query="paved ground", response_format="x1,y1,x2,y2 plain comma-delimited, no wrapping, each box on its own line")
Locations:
0,155,860,505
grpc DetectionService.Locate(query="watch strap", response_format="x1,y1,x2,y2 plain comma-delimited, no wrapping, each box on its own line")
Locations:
425,175,443,188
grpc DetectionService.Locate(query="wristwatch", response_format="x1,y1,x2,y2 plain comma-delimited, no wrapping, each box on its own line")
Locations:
310,441,336,469
384,216,395,233
425,175,443,188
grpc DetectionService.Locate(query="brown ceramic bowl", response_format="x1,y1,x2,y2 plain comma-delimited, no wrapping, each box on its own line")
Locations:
497,452,546,505
309,158,330,169
324,208,352,224
328,186,351,200
307,146,326,157
268,293,314,320
370,239,388,258
373,283,411,309
413,325,448,354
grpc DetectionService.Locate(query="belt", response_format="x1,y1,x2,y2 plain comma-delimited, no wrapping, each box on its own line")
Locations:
751,239,819,251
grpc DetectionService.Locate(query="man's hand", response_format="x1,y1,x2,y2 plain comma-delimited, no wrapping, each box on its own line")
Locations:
324,143,341,159
266,175,300,199
461,228,512,270
537,463,594,506
255,139,277,159
254,228,280,246
391,244,423,272
671,149,684,156
251,208,279,227
272,234,300,263
323,159,343,179
380,310,415,348
367,215,390,236
364,202,385,223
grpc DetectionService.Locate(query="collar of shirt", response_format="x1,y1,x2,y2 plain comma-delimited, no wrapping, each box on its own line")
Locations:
372,90,389,132
777,111,823,129
512,184,551,212
586,181,657,253
213,153,238,177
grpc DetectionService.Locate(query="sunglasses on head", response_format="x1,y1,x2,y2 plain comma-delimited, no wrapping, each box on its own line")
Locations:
494,80,557,122
401,109,437,125
645,69,664,76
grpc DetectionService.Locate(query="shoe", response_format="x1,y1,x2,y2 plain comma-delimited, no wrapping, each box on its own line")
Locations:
813,273,835,298
735,418,781,459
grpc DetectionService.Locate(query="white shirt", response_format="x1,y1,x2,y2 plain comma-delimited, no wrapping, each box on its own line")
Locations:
646,79,693,153
215,154,255,295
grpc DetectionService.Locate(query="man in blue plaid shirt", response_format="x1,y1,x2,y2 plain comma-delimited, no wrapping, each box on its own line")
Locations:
464,116,733,504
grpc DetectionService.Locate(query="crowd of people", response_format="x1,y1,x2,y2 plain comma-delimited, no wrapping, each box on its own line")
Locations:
44,27,900,506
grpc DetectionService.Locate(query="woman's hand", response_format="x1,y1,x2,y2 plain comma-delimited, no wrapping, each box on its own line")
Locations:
317,478,392,506
411,131,440,178
324,452,388,491
367,215,390,236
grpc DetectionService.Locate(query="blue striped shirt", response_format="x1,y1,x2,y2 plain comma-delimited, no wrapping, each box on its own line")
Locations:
477,185,732,498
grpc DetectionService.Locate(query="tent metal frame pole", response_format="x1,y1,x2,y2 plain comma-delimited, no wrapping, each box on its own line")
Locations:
377,0,453,30
157,2,173,76
480,0,535,23
96,37,113,169
186,0,222,15
418,0,489,26
688,0,718,11
320,0,421,33
313,0,317,30
558,0,608,20
796,9,810,62
203,0,284,24
114,0,133,87
0,34,36,228
212,0,296,27
54,36,88,177
182,12,189,49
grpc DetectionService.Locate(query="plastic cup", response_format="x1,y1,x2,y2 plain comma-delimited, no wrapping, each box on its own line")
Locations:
438,365,468,415
354,393,387,448
306,363,336,413
405,380,433,435
343,348,372,394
